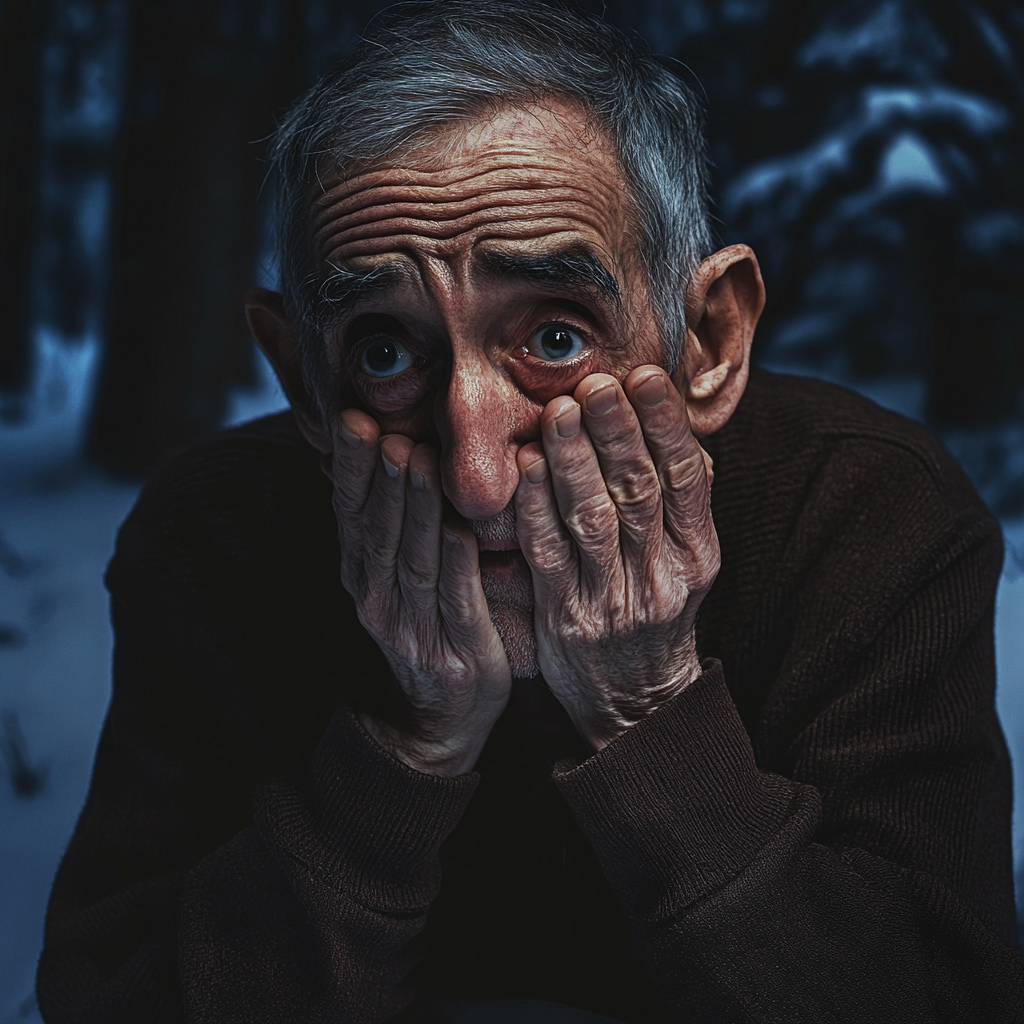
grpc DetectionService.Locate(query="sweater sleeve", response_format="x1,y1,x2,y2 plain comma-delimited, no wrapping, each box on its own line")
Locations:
180,705,478,1023
553,468,1024,1022
37,605,477,1024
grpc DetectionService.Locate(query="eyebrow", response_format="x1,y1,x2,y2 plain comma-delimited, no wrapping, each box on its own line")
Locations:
477,245,622,312
310,259,411,331
309,243,623,331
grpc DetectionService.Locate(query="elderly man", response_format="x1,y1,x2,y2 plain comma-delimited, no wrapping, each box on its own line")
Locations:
38,3,1021,1022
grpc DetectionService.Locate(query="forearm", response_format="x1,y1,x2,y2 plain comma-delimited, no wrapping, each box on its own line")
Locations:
181,702,476,1020
40,699,478,1024
554,663,1023,1023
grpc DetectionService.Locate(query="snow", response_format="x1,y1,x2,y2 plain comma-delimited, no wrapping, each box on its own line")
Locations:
725,85,1008,224
0,468,138,1024
878,132,947,194
0,339,140,1021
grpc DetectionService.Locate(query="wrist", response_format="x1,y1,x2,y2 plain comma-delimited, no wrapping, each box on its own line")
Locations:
577,650,703,753
356,711,486,777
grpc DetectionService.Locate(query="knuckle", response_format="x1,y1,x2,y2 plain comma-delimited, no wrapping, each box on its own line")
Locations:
660,450,708,494
525,533,575,575
683,532,721,590
606,467,659,512
564,494,617,544
697,542,722,587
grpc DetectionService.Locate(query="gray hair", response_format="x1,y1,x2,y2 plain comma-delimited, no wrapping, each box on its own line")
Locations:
269,0,713,409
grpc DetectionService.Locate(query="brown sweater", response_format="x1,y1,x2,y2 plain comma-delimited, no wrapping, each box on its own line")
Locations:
37,370,1023,1023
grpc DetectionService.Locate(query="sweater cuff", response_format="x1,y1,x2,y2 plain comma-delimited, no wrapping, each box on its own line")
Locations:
553,659,796,922
254,698,479,913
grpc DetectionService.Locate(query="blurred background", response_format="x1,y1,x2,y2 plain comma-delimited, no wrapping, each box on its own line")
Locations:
1,1,1022,1019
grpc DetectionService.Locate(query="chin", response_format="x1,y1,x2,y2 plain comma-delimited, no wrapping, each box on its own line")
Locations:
479,551,539,679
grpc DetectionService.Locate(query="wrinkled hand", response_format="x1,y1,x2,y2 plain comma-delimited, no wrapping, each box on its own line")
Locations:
329,411,512,776
514,366,720,751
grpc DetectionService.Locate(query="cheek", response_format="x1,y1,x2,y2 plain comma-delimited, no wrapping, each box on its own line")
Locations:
343,376,437,440
357,374,432,416
505,352,601,407
373,403,436,441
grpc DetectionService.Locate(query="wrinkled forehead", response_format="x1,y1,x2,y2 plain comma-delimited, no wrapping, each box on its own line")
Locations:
304,101,638,273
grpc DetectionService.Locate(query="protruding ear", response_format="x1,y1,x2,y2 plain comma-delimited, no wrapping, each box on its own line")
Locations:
245,289,332,454
673,244,765,437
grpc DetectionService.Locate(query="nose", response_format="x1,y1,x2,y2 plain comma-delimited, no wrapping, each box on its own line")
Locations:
436,351,523,520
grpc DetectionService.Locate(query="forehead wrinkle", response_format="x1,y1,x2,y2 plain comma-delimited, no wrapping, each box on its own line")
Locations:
313,180,614,239
312,156,614,223
312,176,623,262
311,100,642,333
317,205,619,264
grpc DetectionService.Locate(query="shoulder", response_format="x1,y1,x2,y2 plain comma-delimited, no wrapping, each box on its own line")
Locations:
106,411,337,611
703,370,1003,627
708,368,998,534
711,369,980,502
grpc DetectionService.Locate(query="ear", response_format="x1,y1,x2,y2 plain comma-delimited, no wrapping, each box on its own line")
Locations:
673,244,765,438
245,289,332,454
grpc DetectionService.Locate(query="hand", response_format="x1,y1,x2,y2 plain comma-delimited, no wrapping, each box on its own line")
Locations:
514,366,720,751
328,410,512,776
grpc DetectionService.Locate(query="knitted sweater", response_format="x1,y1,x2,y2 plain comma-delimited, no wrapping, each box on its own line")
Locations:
37,370,1023,1023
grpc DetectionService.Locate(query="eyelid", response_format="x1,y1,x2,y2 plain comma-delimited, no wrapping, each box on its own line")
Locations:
344,317,424,377
523,318,593,361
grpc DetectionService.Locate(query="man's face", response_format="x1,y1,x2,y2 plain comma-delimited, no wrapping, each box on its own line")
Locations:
311,101,666,676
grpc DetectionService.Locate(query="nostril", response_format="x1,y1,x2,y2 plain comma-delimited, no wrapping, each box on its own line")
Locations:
441,443,519,521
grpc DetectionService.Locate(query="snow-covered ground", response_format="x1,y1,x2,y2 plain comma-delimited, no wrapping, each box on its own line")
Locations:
0,344,288,1023
1,353,1022,1021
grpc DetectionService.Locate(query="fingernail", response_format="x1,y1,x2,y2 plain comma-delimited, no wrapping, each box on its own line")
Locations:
409,465,426,491
585,383,618,417
381,450,400,478
636,374,667,407
340,423,362,449
443,529,462,547
524,456,547,484
555,402,581,438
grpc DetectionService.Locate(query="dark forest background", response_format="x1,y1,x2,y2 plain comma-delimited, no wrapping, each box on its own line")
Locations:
1,5,1023,1008
1,0,1023,510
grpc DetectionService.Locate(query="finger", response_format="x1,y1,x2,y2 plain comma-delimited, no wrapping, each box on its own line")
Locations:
358,434,415,600
539,396,622,595
396,443,443,612
576,373,662,547
331,408,381,524
436,518,493,640
514,441,577,609
622,367,713,546
331,409,381,592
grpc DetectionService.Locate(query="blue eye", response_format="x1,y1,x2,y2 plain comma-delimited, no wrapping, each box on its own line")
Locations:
529,325,586,362
359,338,412,378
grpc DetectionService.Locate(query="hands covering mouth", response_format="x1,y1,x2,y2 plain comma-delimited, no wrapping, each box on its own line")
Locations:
327,365,720,776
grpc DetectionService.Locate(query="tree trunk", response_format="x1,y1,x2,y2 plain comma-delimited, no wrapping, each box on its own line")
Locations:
0,0,45,420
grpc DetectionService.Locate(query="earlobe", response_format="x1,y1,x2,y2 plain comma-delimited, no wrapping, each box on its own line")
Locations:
675,245,765,437
244,289,332,454
687,361,729,401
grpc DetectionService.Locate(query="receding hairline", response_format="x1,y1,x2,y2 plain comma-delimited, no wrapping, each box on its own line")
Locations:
304,93,620,210
301,95,646,287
